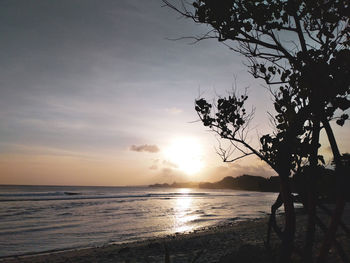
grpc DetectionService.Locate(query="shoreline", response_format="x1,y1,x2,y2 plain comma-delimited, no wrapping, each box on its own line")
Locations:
0,215,272,260
1,217,272,263
2,211,350,263
2,207,349,263
0,186,282,262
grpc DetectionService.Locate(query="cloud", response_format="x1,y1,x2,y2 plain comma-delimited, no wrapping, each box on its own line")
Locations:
151,167,188,183
227,160,276,178
149,164,158,170
149,159,178,170
130,144,159,153
162,159,178,168
161,167,173,175
201,158,276,182
165,107,183,115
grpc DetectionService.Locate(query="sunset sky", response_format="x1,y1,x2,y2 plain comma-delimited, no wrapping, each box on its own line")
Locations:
1,0,349,186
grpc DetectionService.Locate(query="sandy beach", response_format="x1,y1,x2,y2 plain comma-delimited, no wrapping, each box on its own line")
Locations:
2,210,349,263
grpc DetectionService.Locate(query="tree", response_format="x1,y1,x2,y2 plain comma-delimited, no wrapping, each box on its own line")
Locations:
194,82,350,262
164,0,350,262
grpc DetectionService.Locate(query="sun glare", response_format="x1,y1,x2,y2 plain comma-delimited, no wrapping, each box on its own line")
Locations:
164,138,204,175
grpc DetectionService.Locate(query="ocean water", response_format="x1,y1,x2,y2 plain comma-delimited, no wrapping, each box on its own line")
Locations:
0,185,278,258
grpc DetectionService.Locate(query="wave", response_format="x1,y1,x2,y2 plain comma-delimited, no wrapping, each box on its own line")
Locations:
202,214,216,217
0,191,69,197
232,193,252,197
0,186,280,258
190,218,215,223
64,192,81,196
0,222,81,235
0,191,210,202
228,217,241,221
147,192,209,197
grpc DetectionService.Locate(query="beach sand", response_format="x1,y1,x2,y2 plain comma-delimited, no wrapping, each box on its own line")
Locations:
2,211,349,263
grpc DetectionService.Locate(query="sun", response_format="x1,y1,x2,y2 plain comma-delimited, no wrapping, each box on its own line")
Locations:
164,137,204,175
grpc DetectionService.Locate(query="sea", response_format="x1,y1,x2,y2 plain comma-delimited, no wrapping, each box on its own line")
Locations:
0,185,278,258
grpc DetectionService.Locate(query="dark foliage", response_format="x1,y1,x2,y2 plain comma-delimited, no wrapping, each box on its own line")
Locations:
164,0,350,262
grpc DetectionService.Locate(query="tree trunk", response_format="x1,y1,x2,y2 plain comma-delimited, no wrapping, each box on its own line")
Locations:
318,203,350,238
276,125,298,263
279,174,295,263
317,198,347,263
267,193,283,246
317,119,346,263
277,134,296,263
315,216,349,262
304,118,321,262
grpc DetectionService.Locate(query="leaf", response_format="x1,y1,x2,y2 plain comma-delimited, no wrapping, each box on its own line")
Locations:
336,119,345,126
318,155,325,165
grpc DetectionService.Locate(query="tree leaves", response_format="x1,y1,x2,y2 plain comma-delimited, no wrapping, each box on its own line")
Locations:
195,93,249,138
336,114,349,126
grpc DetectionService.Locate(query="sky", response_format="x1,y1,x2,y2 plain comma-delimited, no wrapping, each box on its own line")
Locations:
0,0,349,186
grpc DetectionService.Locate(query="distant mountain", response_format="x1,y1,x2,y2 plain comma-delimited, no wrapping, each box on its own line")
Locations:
149,174,280,192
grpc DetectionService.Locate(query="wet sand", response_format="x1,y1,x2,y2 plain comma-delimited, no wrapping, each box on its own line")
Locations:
1,211,349,263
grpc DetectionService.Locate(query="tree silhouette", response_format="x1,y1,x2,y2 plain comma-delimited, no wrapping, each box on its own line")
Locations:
164,0,350,262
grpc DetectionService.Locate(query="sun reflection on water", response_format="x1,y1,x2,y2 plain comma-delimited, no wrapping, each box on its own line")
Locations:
173,188,198,233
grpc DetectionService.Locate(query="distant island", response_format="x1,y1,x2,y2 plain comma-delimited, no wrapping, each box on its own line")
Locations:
149,174,280,193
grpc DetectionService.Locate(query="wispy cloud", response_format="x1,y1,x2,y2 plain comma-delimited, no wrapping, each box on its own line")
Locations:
165,107,183,115
149,164,158,170
151,167,188,183
148,158,178,171
162,159,178,168
130,144,160,153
